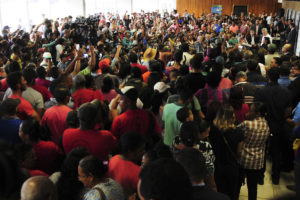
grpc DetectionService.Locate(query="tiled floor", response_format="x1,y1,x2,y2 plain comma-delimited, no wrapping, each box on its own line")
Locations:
239,160,296,200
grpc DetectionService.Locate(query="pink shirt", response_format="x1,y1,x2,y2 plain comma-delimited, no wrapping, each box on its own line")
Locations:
35,78,51,88
100,89,117,103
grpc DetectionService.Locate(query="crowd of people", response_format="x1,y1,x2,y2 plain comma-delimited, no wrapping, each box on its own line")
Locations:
0,8,299,200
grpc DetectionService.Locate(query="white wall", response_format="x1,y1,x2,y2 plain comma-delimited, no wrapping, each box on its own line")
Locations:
0,0,176,32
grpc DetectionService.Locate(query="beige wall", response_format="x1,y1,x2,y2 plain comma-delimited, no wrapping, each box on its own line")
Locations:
282,0,300,13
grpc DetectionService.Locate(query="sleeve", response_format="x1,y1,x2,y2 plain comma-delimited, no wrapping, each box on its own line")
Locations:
42,41,56,48
192,96,201,111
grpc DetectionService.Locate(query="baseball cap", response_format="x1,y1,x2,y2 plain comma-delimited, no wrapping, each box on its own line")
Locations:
116,86,138,102
43,52,52,59
154,82,170,93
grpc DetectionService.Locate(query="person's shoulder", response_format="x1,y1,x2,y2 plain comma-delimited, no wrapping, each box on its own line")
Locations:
98,130,114,137
63,128,79,135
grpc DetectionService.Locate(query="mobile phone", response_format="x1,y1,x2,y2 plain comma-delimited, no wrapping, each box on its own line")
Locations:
83,54,89,58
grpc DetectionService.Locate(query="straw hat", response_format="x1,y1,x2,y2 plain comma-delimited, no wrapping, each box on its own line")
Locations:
143,47,157,61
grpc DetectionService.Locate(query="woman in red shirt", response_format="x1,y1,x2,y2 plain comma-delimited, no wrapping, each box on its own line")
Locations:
19,118,62,174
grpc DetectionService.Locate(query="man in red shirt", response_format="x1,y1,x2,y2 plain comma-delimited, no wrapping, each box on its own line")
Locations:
41,86,72,145
111,86,161,139
129,52,148,74
63,101,117,160
72,74,103,108
6,71,40,121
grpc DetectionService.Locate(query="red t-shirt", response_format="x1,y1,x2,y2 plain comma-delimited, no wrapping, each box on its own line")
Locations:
63,128,117,161
111,109,161,139
9,95,34,120
32,85,53,102
33,141,61,174
72,88,104,108
234,103,250,123
0,78,8,91
107,155,140,197
131,63,148,74
41,105,72,145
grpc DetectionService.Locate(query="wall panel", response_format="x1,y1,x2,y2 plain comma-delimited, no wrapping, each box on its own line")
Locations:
177,0,279,17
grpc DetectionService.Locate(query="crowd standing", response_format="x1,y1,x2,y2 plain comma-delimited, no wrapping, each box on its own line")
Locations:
0,8,300,200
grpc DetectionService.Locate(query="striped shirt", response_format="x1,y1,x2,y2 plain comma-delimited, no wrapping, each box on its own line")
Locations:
238,117,270,170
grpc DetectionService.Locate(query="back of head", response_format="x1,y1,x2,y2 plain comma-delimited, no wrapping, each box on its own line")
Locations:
6,61,21,74
149,60,162,72
78,102,98,129
178,88,193,103
139,158,192,200
131,66,142,79
74,74,86,89
179,121,198,147
176,147,207,183
120,132,145,157
7,71,22,91
176,107,190,123
129,52,138,63
21,176,57,200
54,86,70,104
174,50,183,62
213,105,236,131
229,86,244,110
21,118,41,143
267,67,280,82
247,59,258,71
190,53,203,70
279,62,291,76
206,71,221,88
180,43,189,52
23,67,37,86
36,67,46,79
101,76,114,93
79,155,108,179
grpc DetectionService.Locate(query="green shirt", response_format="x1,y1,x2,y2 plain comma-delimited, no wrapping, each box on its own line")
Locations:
78,66,91,76
162,102,183,146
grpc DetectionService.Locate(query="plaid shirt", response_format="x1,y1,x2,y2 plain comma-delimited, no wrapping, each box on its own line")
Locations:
238,117,270,170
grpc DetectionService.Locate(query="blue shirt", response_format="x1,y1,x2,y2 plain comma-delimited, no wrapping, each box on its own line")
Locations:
0,118,22,144
278,76,291,88
293,102,300,123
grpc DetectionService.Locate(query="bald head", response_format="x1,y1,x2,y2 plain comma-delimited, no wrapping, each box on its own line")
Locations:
21,176,57,200
282,44,292,53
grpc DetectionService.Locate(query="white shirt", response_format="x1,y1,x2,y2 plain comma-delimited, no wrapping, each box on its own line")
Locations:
261,34,272,45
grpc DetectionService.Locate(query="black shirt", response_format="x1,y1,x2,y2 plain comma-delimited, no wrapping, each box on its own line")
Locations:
255,82,292,123
187,72,206,94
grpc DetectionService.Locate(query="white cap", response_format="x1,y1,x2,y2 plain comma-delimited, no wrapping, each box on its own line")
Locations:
43,52,52,59
154,82,170,93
